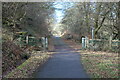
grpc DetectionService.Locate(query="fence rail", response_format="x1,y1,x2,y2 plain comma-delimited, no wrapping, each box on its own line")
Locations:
82,37,120,52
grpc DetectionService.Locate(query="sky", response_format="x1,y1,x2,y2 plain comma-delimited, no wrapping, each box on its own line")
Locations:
52,2,74,36
53,2,74,23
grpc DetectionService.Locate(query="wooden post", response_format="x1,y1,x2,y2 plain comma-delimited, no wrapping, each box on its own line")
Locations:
26,35,29,44
82,37,85,49
91,27,94,50
109,36,112,50
19,35,22,47
45,37,48,50
41,37,46,51
85,36,89,48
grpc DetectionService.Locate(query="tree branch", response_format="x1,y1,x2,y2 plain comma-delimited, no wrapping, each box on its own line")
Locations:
95,8,112,35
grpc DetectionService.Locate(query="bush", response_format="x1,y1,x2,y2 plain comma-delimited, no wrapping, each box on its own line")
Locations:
2,40,24,75
21,53,30,60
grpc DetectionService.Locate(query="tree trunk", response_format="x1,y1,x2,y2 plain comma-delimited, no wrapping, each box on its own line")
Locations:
118,2,120,53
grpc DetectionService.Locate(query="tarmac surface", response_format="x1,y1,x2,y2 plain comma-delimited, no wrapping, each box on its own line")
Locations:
35,37,89,78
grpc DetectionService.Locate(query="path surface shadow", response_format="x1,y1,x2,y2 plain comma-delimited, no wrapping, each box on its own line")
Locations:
34,37,89,78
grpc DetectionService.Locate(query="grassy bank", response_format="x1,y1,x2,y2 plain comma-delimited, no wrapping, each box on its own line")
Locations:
80,50,119,78
63,39,119,78
5,51,54,78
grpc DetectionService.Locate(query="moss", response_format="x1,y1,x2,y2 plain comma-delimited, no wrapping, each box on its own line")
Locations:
17,61,28,70
5,51,53,78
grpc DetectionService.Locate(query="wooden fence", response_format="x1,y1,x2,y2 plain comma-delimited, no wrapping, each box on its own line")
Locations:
15,32,48,50
82,37,120,52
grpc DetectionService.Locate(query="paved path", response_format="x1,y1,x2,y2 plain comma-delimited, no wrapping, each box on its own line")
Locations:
34,37,89,78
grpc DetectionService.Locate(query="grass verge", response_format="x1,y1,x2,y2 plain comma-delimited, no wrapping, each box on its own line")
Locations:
5,51,54,78
80,50,119,78
63,39,119,78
